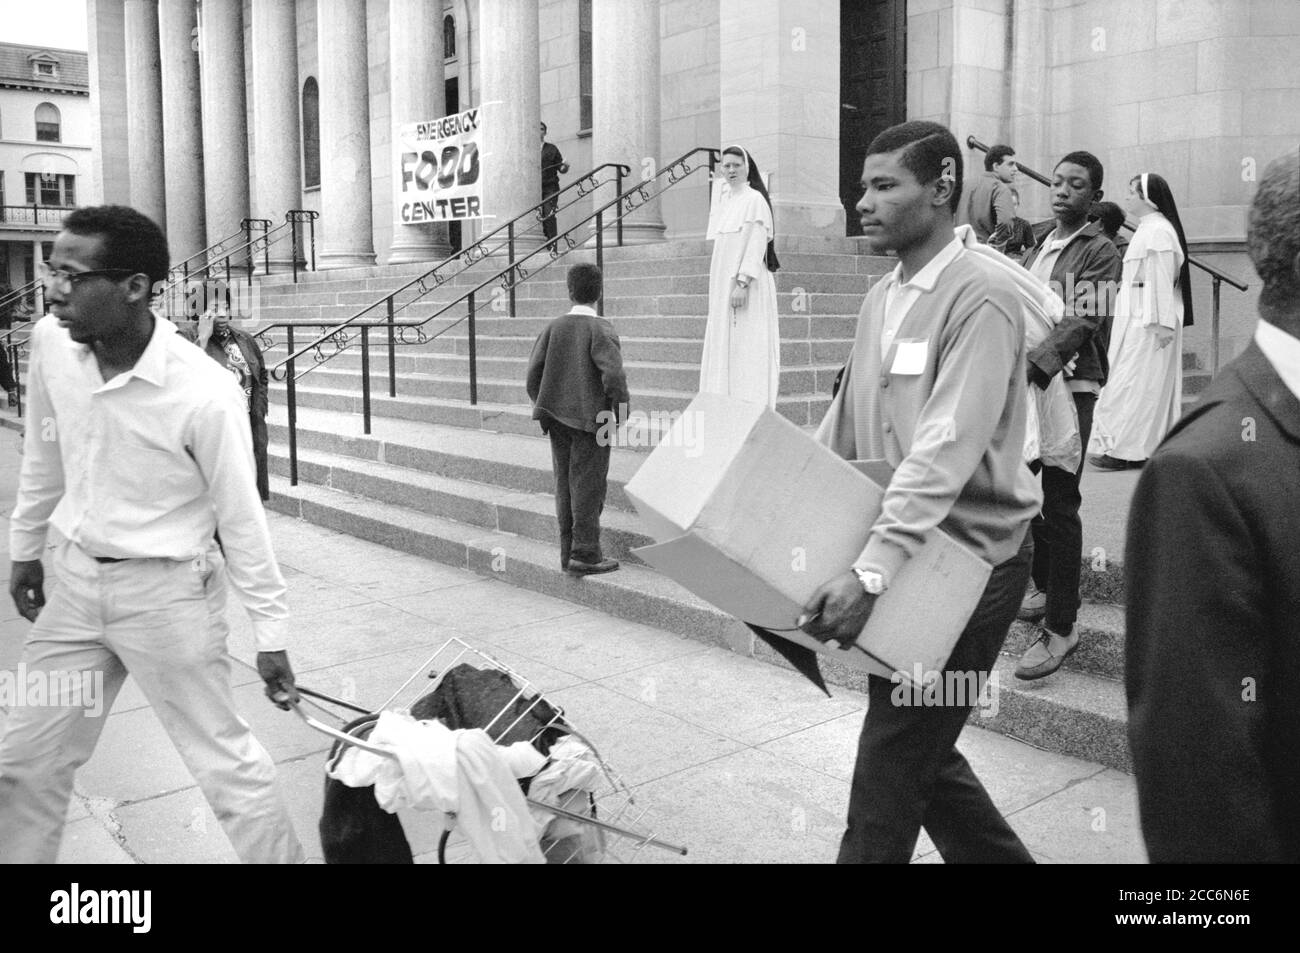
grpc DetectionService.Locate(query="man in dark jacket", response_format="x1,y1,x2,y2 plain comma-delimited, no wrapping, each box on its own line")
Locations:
1015,151,1122,679
526,263,628,575
1126,151,1300,862
540,122,569,249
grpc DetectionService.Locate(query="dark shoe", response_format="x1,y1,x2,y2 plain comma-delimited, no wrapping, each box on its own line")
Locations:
1017,585,1047,622
1088,453,1138,471
566,557,619,576
5,389,16,408
1014,624,1079,680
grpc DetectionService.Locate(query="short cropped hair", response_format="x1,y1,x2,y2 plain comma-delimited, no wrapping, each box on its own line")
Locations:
1247,150,1300,304
567,263,602,305
61,205,170,288
1057,151,1104,191
985,144,1016,172
866,121,963,215
1091,200,1125,237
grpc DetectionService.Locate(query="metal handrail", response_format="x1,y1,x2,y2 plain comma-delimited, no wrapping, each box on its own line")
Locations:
0,278,43,317
266,149,717,486
167,220,261,283
967,135,1248,372
268,161,633,380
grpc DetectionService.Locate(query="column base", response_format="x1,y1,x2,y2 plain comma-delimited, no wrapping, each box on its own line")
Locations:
771,199,848,239
388,239,455,265
319,251,378,269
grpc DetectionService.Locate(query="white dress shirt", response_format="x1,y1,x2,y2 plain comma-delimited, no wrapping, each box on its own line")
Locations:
1255,319,1300,401
879,237,965,358
10,314,290,651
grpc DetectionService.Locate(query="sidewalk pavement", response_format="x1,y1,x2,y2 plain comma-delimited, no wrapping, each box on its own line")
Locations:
0,425,1145,864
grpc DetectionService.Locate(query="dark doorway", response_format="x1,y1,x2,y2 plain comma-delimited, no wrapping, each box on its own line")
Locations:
840,0,907,236
445,77,462,252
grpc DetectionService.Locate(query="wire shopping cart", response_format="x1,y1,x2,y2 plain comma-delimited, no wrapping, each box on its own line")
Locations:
282,636,688,864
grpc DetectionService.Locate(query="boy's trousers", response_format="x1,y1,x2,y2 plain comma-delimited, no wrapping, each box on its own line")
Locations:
547,420,611,566
0,540,304,864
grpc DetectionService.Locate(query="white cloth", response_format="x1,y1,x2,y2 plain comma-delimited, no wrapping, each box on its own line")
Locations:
9,313,290,651
526,736,607,864
1089,212,1185,461
699,178,780,408
879,237,965,356
328,711,546,864
954,225,1080,471
1255,319,1300,401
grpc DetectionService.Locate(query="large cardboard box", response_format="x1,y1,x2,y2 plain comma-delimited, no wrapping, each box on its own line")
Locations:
623,393,991,686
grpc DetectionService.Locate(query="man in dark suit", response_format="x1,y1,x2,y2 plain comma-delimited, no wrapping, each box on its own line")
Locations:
1125,150,1300,863
540,122,569,249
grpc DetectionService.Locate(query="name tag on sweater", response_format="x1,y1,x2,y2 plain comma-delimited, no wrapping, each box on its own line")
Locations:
890,340,928,376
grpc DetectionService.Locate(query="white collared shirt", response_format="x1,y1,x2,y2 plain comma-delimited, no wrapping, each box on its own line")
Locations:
567,304,599,317
1255,319,1300,402
10,314,290,651
880,237,965,357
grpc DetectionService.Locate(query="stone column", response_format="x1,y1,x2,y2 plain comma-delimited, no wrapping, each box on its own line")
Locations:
251,0,301,271
198,0,251,249
124,0,166,228
389,0,452,263
479,0,543,251
719,0,843,236
87,0,129,205
317,0,376,267
158,0,205,262
593,0,664,243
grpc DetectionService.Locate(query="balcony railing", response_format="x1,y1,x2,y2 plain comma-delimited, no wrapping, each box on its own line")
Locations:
0,204,68,228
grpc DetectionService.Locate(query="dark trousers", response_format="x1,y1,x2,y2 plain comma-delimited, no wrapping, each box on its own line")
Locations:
837,532,1035,864
0,346,15,392
1030,390,1096,632
547,420,610,566
541,190,559,243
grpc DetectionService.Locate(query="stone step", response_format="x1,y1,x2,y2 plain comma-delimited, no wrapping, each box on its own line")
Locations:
291,357,842,400
253,312,865,343
265,472,1130,772
271,376,833,427
979,655,1129,773
266,441,657,564
279,333,854,368
1182,370,1214,396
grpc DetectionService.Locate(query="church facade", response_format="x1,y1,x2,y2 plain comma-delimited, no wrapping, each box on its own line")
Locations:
88,0,1298,358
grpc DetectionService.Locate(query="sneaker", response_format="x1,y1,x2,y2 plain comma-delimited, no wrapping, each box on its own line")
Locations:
1017,585,1047,622
1014,624,1079,680
566,557,619,576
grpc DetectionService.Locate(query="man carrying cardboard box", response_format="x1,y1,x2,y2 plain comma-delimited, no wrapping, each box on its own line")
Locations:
802,121,1042,863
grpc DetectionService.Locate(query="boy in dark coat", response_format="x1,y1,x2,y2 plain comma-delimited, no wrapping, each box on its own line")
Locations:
526,264,629,574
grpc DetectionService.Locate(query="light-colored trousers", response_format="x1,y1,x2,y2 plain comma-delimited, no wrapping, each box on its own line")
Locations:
0,540,303,863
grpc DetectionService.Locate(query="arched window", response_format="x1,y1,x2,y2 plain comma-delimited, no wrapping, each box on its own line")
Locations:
301,78,320,190
443,14,456,59
35,102,60,143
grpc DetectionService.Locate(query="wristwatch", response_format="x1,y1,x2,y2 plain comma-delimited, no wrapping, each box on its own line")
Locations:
852,565,886,595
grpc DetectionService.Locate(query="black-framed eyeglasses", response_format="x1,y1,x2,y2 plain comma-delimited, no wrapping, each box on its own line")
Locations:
39,264,137,288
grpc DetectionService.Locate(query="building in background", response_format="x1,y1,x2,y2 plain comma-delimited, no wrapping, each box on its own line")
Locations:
86,0,1299,364
0,42,94,305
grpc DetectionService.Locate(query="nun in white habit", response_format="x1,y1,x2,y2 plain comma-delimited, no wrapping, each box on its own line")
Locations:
1089,172,1195,468
699,145,781,408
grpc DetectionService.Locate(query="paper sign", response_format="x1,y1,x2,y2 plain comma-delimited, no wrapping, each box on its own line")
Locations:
890,340,928,375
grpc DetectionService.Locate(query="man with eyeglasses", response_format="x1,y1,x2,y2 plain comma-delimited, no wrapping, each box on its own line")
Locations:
1,205,304,864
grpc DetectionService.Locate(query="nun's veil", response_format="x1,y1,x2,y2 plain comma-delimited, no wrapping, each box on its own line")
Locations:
721,145,781,273
1135,172,1195,327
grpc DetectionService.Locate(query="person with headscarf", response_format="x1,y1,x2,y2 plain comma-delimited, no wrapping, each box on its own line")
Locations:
1088,172,1195,469
699,145,780,408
